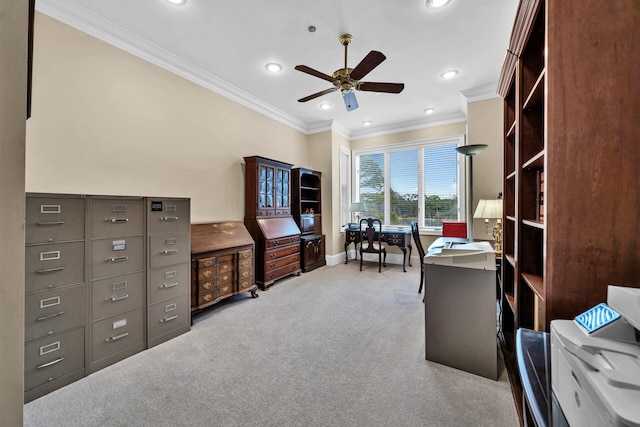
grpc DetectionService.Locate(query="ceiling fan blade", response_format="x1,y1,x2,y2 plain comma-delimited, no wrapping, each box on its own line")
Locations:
350,51,386,81
294,65,335,83
298,87,338,103
342,90,359,111
358,82,405,93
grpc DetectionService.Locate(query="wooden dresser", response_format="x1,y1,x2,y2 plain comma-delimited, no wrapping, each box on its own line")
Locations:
190,222,258,314
243,156,302,289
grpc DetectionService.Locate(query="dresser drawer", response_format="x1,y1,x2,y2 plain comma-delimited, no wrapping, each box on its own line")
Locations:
266,235,300,249
91,271,145,322
148,294,189,340
196,289,216,306
265,262,300,282
196,266,218,282
219,256,234,275
147,199,190,234
238,248,253,259
90,199,144,238
25,197,85,244
91,236,144,279
265,252,300,273
266,244,300,261
91,308,144,362
148,263,189,305
24,327,84,392
25,285,85,342
195,256,217,269
25,241,85,294
149,232,190,269
238,256,253,270
237,275,255,292
218,281,234,299
238,267,253,282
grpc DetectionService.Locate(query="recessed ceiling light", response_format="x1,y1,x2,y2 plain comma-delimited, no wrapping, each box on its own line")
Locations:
440,69,459,79
265,63,283,73
424,108,435,114
426,0,452,9
167,0,186,5
363,121,372,126
319,103,332,110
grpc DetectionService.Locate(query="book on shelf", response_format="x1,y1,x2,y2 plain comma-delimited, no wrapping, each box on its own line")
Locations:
536,171,544,221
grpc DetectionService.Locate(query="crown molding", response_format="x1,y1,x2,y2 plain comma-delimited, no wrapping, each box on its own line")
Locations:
36,0,310,134
460,83,500,103
348,111,467,140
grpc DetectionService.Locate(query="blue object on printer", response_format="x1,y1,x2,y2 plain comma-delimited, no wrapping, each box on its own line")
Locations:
574,303,620,333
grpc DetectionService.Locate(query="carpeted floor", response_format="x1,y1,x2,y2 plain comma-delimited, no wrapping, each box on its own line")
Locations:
24,261,519,426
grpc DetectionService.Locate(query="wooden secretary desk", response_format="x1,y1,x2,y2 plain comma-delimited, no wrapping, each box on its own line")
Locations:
243,156,302,290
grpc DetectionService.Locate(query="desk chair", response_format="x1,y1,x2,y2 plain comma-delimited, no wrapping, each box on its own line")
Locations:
359,218,386,272
410,221,426,294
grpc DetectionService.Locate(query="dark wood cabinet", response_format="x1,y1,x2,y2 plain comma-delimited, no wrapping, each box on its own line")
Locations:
497,0,640,421
190,222,257,314
292,168,326,272
244,156,301,289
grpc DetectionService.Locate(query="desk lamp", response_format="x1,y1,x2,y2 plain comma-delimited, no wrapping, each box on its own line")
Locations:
349,202,367,223
473,196,503,255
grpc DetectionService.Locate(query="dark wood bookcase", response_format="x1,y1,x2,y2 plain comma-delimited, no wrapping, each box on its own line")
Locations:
292,168,326,272
497,0,639,421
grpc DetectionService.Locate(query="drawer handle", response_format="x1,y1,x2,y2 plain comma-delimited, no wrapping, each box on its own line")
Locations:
36,311,65,321
36,357,65,369
161,249,178,255
203,282,212,290
160,315,178,323
107,256,128,263
221,265,229,272
160,282,178,289
203,270,212,278
222,275,229,281
203,294,212,301
242,271,249,278
160,216,179,222
105,332,129,342
36,266,64,274
106,218,129,223
241,260,250,267
107,294,129,302
36,221,65,226
203,260,213,267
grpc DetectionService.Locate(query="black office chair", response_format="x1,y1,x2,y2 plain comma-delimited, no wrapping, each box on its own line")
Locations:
411,221,426,294
359,218,387,272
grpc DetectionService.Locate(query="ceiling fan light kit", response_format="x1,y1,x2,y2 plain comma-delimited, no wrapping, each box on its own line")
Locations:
295,34,405,111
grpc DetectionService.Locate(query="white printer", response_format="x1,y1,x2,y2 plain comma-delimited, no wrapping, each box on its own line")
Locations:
551,286,640,426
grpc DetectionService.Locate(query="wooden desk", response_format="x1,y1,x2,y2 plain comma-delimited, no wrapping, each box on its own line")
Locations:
344,226,412,272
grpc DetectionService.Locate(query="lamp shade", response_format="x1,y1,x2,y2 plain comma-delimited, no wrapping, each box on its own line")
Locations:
473,199,503,219
348,202,367,212
455,144,488,156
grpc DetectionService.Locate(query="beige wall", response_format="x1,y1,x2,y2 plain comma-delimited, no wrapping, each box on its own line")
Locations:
0,0,27,424
26,14,309,224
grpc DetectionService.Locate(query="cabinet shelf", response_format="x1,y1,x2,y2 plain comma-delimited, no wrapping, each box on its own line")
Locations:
506,215,516,223
522,150,544,170
506,171,516,180
300,186,319,191
522,219,544,229
505,254,516,267
523,69,545,112
506,121,516,139
505,292,515,313
521,273,544,300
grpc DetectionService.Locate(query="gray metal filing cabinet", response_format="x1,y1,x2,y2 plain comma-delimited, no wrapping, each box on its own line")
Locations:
23,193,191,403
146,198,191,348
88,197,146,373
24,194,87,403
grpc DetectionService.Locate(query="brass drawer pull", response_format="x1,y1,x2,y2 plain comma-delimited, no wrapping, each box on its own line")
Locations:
107,294,129,302
203,270,212,278
105,332,129,342
203,294,212,301
161,249,178,255
36,357,65,369
36,266,64,273
160,315,178,323
107,256,128,263
36,311,65,321
36,221,65,226
203,282,212,290
106,218,129,223
203,260,213,267
160,216,178,221
160,282,178,289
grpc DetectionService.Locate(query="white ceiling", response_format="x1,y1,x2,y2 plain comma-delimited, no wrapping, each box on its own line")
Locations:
35,0,518,139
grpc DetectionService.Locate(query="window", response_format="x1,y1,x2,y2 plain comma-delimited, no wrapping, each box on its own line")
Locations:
353,136,464,231
339,146,351,229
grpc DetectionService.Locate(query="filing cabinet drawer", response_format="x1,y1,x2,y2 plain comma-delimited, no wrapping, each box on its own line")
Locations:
147,199,190,234
266,235,300,248
266,244,299,260
91,271,145,322
91,236,144,279
237,275,255,292
91,199,144,238
92,308,144,362
24,327,84,391
25,285,85,342
149,232,190,269
25,197,85,244
148,294,189,339
25,241,85,294
264,252,300,273
148,263,189,305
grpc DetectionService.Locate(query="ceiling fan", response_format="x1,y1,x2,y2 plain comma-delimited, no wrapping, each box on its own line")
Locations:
295,34,405,112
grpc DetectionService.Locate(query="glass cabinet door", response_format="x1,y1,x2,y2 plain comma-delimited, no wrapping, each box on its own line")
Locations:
259,165,275,208
276,169,289,208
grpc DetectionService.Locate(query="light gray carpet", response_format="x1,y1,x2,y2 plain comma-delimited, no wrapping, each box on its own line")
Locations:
24,261,518,427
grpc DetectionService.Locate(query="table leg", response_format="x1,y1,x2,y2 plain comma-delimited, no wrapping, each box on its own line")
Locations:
344,242,349,264
401,248,407,272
